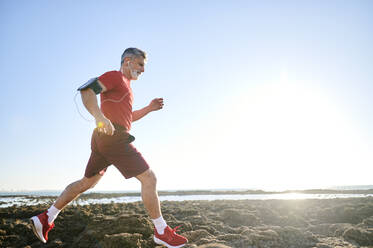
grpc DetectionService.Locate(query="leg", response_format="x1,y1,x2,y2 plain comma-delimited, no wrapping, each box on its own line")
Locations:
136,169,161,219
54,174,102,210
30,174,102,243
138,169,189,246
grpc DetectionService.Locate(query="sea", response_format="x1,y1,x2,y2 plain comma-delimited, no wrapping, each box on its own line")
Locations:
1,185,372,208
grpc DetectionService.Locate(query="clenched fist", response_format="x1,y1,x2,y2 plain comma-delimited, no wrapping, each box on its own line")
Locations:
148,98,164,111
96,116,115,135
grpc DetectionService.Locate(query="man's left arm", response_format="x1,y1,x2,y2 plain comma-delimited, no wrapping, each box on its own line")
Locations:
132,98,164,122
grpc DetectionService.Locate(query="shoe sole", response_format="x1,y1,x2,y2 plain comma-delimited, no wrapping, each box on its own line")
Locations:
30,216,46,243
154,235,186,248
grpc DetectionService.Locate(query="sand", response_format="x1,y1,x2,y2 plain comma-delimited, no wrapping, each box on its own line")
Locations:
1,197,373,247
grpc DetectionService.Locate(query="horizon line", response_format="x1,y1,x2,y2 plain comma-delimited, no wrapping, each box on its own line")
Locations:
1,184,373,194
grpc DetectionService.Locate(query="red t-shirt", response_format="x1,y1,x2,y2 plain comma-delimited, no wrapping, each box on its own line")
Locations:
98,71,133,131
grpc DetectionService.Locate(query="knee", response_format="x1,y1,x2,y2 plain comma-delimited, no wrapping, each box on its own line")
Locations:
142,170,157,187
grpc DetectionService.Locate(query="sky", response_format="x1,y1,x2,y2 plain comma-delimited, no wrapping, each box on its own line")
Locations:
1,0,372,192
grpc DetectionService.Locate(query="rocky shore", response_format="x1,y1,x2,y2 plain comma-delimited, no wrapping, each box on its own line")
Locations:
1,197,373,247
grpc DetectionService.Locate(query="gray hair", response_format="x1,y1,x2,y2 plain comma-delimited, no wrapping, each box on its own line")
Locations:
121,47,147,65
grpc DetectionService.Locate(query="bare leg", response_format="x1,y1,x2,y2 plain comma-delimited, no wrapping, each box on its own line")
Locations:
136,169,161,219
54,174,102,210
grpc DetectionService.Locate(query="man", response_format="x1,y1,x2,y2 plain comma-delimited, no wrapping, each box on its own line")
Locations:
30,48,188,248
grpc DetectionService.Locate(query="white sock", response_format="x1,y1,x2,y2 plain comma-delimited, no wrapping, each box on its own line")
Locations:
47,205,61,224
152,216,167,235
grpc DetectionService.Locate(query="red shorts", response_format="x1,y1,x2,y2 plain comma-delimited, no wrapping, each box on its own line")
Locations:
84,128,149,179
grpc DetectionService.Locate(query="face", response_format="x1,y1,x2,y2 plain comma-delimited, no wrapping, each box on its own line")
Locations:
123,56,145,80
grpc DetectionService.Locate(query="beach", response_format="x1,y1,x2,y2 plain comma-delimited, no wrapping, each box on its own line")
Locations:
1,196,373,247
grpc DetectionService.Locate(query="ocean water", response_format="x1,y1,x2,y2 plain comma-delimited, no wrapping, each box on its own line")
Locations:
1,185,372,196
75,193,373,205
1,192,372,208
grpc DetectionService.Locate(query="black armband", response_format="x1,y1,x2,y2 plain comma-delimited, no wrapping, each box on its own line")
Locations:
77,77,103,95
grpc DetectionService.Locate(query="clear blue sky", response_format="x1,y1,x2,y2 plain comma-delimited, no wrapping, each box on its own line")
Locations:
1,0,372,192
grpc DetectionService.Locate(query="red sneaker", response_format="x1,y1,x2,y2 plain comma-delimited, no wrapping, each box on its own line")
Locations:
154,225,188,248
30,211,55,243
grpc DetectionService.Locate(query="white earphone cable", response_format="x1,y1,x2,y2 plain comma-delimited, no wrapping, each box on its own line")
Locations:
73,91,129,122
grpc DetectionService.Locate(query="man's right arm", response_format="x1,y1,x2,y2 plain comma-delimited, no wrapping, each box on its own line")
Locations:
80,81,115,135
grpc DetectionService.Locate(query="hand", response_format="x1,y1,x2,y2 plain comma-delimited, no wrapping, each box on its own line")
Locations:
95,116,115,135
148,98,164,111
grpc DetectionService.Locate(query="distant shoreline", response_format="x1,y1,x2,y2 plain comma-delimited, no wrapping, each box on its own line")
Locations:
1,188,372,208
1,188,373,199
80,188,373,199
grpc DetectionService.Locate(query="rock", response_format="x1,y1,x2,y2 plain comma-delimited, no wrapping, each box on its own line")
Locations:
50,238,63,245
187,215,209,225
198,243,232,248
221,209,260,227
316,237,358,248
216,233,244,242
361,216,373,227
185,229,214,241
307,223,353,237
193,225,219,235
342,227,373,246
316,243,332,248
281,214,309,227
1,198,373,247
102,232,147,247
273,226,318,248
90,213,153,238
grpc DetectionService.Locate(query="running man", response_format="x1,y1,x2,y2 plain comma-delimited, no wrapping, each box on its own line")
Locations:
30,48,188,248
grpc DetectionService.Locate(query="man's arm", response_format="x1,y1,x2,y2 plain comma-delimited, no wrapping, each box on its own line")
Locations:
132,98,164,122
80,85,115,135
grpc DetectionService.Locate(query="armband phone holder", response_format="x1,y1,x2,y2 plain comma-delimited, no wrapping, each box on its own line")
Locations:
77,77,103,95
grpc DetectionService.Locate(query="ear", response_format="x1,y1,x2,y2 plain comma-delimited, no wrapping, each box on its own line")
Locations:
124,57,131,65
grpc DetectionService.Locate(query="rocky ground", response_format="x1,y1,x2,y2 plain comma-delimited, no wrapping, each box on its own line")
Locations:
1,197,373,247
